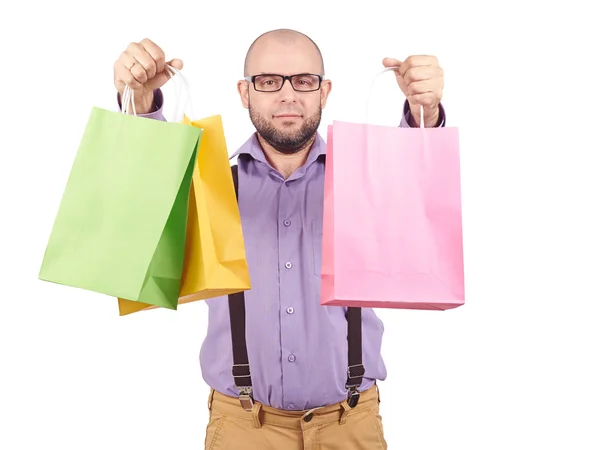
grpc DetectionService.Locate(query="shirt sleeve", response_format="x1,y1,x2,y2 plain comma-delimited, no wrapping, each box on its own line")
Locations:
116,88,167,122
399,100,446,128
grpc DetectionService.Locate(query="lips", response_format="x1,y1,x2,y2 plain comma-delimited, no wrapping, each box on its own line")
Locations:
274,114,302,118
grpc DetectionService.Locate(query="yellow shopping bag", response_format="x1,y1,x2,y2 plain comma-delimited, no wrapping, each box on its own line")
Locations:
118,115,251,315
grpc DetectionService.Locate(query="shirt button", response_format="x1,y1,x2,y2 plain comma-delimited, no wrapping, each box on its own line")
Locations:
288,354,296,362
283,219,291,227
286,307,294,314
285,262,293,269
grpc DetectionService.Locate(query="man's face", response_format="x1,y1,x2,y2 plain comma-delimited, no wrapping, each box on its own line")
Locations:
238,38,332,154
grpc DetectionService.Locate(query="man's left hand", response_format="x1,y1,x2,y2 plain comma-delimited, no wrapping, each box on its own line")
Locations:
382,55,444,127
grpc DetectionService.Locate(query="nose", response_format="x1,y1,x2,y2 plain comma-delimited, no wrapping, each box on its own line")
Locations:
278,78,298,101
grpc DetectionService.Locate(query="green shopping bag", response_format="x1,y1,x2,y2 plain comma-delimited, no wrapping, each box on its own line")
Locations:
39,93,202,310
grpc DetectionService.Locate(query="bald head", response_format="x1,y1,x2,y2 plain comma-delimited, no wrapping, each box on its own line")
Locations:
243,29,324,77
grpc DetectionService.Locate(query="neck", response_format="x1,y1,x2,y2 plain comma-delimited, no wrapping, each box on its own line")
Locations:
256,133,317,180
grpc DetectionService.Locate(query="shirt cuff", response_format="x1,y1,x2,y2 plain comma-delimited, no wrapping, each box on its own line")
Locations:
116,88,166,121
399,100,446,128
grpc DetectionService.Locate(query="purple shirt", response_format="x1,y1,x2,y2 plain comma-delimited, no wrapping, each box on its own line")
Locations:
118,89,446,410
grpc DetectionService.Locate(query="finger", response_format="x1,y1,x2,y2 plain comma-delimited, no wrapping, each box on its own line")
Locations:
399,55,439,77
131,50,157,81
407,92,439,109
152,58,184,87
139,38,166,75
167,58,184,71
114,53,144,91
121,43,150,85
382,57,402,79
130,62,149,85
403,65,443,84
121,48,148,85
382,57,403,68
406,79,434,96
404,55,439,68
124,42,153,82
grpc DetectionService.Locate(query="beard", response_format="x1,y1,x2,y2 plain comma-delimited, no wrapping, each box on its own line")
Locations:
249,104,321,155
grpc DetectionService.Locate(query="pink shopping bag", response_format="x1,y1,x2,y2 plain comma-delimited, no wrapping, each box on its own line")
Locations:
320,107,464,310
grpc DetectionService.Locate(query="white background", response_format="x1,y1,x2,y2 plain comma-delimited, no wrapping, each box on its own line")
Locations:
1,0,599,448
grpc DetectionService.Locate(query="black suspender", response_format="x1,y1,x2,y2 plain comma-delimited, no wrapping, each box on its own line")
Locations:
227,164,364,411
345,307,365,407
228,289,253,411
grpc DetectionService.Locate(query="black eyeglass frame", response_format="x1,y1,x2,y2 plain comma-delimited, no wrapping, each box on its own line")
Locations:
244,73,324,92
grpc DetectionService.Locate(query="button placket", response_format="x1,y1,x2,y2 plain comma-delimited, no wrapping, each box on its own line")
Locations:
278,178,302,410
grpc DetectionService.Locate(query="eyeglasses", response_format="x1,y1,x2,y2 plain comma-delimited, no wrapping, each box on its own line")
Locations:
244,73,323,92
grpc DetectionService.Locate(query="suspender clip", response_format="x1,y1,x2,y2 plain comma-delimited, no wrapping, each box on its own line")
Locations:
238,386,254,412
347,386,360,408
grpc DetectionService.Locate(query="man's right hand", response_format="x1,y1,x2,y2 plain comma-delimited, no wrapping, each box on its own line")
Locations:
114,38,183,114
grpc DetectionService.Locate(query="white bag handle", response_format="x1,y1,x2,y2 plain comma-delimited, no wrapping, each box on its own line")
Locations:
367,65,424,129
121,64,196,121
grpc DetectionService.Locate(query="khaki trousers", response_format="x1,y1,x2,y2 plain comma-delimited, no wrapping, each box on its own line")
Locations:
204,384,387,450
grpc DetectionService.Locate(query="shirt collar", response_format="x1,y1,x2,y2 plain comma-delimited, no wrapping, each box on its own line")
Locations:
230,131,327,165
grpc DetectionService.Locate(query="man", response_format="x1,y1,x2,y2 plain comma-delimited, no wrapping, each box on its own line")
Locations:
113,29,445,449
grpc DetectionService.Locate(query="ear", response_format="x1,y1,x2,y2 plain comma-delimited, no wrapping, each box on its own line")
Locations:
238,80,250,109
320,79,332,109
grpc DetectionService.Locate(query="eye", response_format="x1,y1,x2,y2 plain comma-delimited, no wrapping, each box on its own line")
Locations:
294,75,318,88
256,76,280,87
